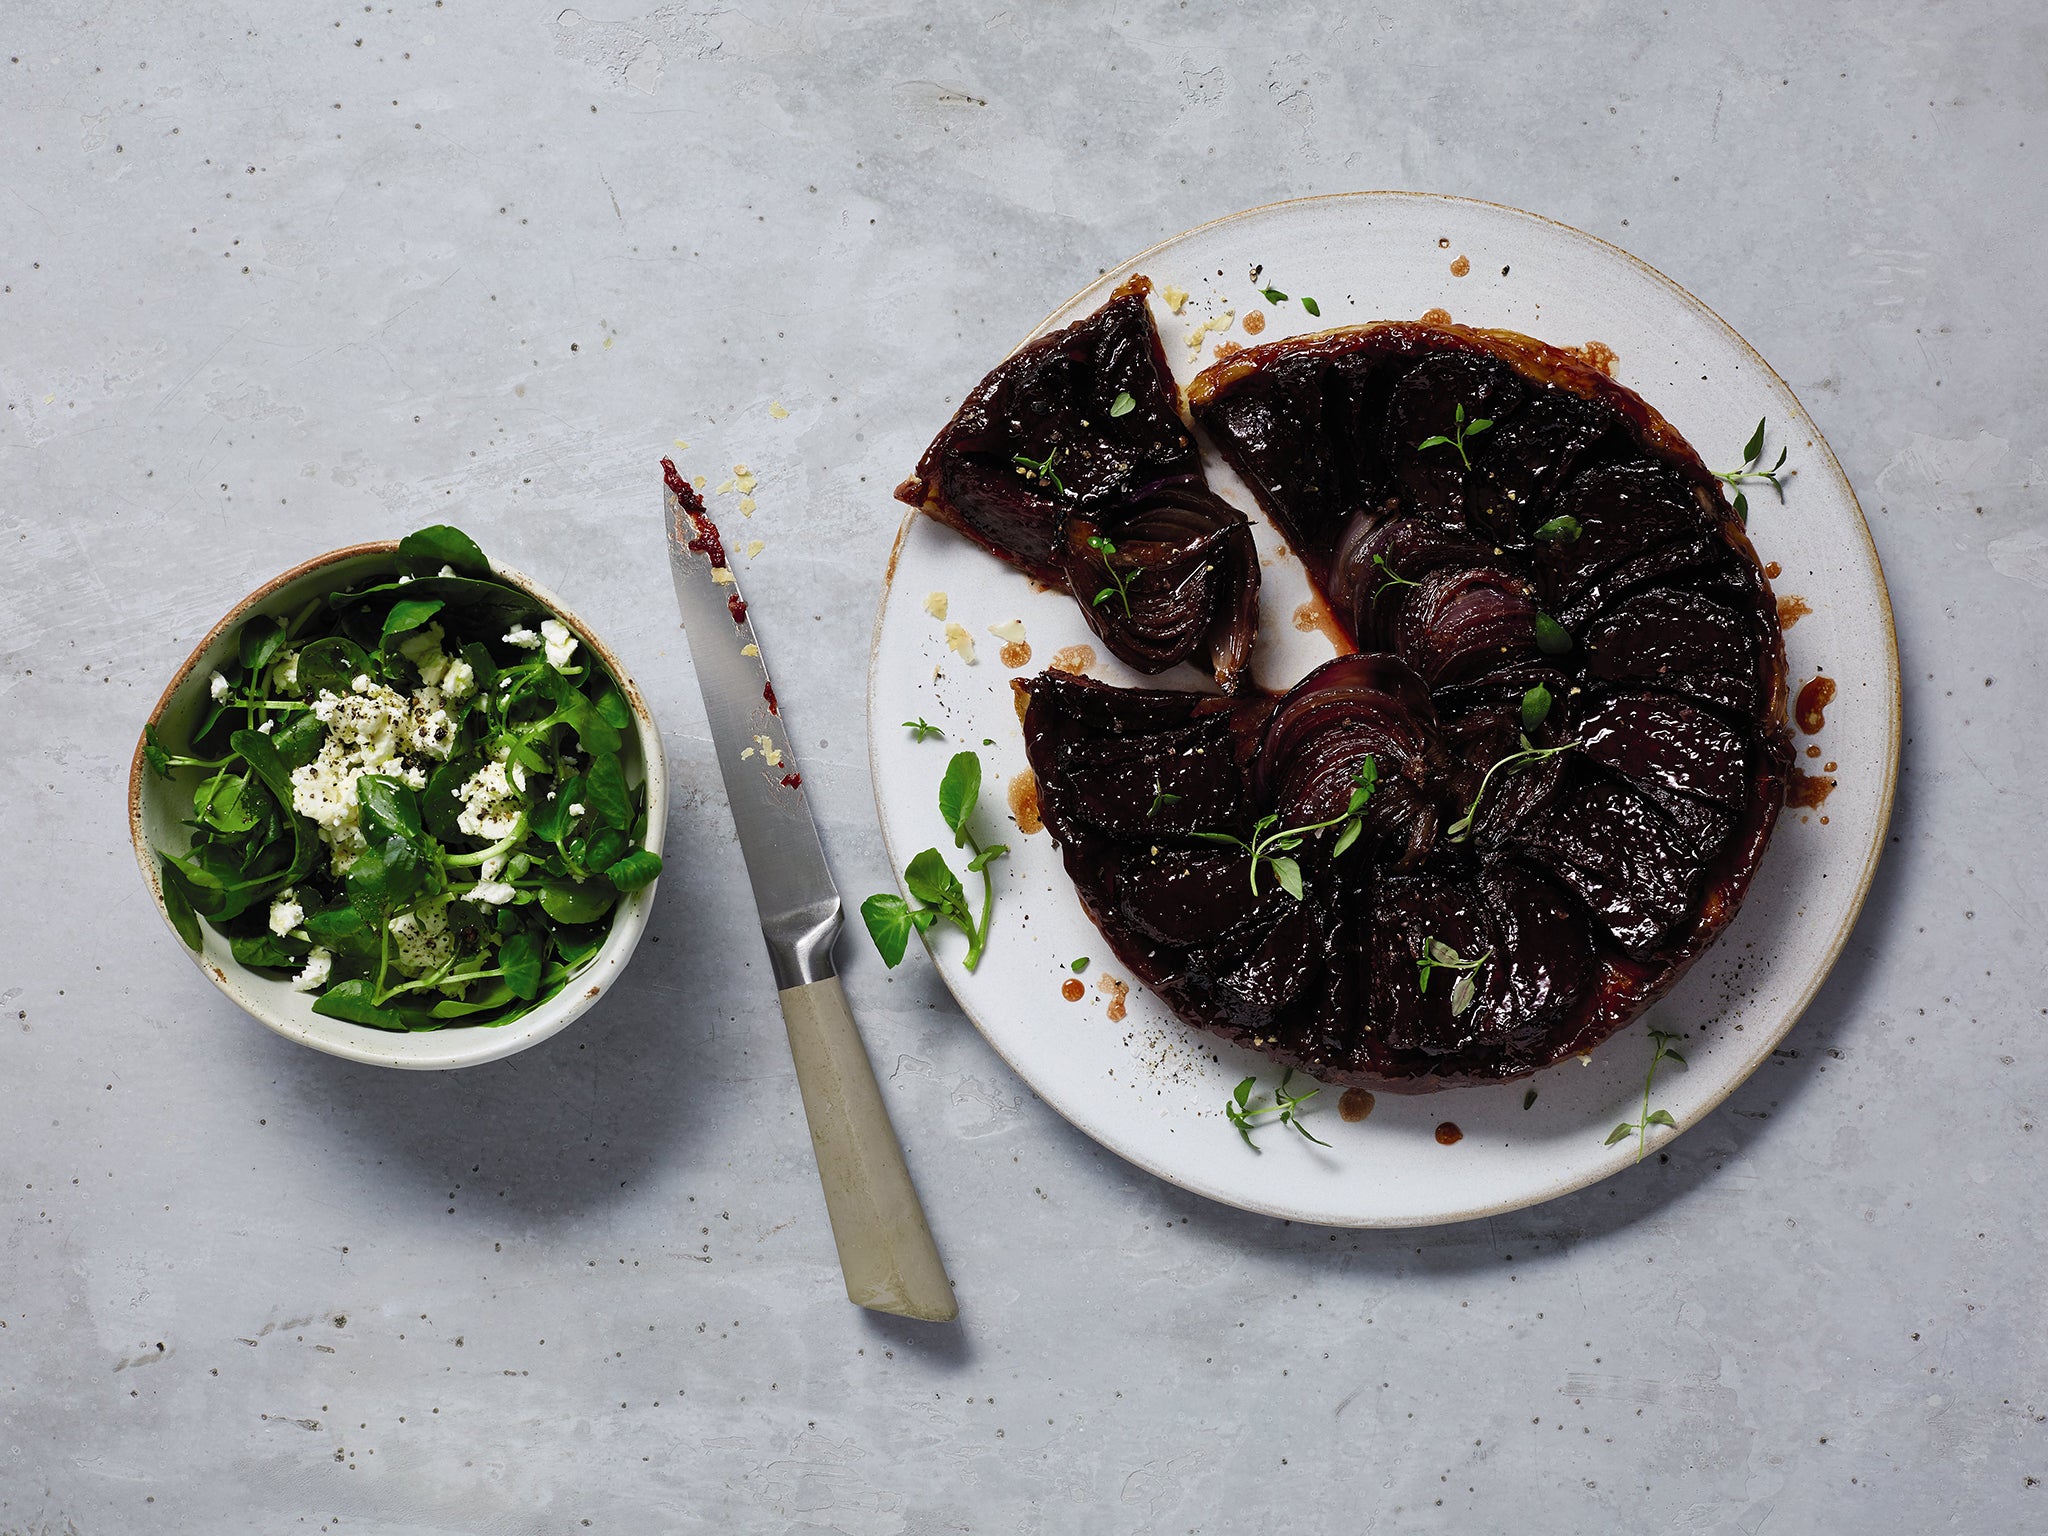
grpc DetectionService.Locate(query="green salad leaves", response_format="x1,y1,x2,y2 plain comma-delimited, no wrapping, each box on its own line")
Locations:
862,748,1009,973
142,525,661,1032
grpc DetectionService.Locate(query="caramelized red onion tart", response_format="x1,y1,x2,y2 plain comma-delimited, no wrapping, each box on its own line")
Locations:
1013,314,1789,1092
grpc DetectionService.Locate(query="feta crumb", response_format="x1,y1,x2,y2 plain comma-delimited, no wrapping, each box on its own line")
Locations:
741,643,760,658
292,679,455,873
455,759,523,841
438,564,456,577
268,891,304,937
208,670,230,702
271,650,301,692
289,948,333,992
257,719,275,735
398,622,453,685
753,733,784,768
715,477,737,495
465,881,518,907
396,573,415,585
712,567,735,585
1184,307,1236,355
567,802,586,817
439,657,476,700
738,497,757,515
735,470,758,494
503,625,542,649
479,853,506,882
539,617,578,670
944,622,977,663
923,591,949,621
741,747,756,760
746,539,765,559
1161,284,1189,313
988,618,1026,644
768,401,789,419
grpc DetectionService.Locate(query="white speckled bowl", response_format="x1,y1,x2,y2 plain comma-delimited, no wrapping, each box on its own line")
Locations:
127,542,667,1070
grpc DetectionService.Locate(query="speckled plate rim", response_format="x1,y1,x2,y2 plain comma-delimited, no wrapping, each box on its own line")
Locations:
128,541,668,1071
868,191,1901,1225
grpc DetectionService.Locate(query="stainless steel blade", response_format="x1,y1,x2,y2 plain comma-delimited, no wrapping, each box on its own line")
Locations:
663,473,841,989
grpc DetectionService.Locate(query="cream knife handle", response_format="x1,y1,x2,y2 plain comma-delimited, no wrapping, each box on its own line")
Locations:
776,975,956,1322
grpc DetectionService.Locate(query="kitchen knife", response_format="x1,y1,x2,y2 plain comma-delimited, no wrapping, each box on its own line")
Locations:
660,461,955,1322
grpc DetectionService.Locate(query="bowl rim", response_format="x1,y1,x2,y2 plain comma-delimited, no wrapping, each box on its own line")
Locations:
127,539,668,1070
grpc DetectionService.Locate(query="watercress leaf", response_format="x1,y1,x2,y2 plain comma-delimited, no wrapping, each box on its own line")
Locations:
540,879,614,925
296,635,373,695
1233,1077,1254,1109
1092,588,1115,607
1301,295,1321,317
1331,819,1362,859
429,979,520,1018
860,893,914,967
158,859,204,949
1467,416,1493,434
355,774,423,844
1662,1048,1688,1066
1258,285,1287,304
1268,856,1304,901
396,524,491,579
380,597,445,644
937,751,981,844
197,775,260,834
1521,683,1553,732
1531,515,1582,543
583,826,630,873
460,640,498,695
903,847,966,914
1415,434,1455,452
422,751,483,842
270,710,327,770
1605,1124,1636,1146
1742,418,1767,465
230,729,316,883
582,752,632,829
499,930,545,1000
303,905,376,958
142,723,175,780
530,780,576,843
508,738,550,775
591,684,633,730
230,932,303,970
1107,389,1136,418
604,849,663,892
1732,489,1748,524
1533,612,1573,655
238,613,288,675
965,843,1009,873
1190,831,1247,847
1646,1109,1677,1129
312,979,409,1031
346,837,427,923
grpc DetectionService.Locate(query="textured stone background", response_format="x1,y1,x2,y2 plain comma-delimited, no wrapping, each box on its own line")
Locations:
2,3,2042,1530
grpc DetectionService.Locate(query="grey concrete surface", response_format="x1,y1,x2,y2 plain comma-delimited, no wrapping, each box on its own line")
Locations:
2,3,2043,1530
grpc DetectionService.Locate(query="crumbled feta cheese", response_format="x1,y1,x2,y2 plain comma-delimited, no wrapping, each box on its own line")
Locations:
387,905,454,975
257,719,275,735
923,591,949,621
290,948,333,992
988,619,1026,644
503,625,542,649
768,401,789,419
465,881,518,907
711,567,735,585
944,622,977,663
208,670,230,702
437,564,456,577
292,679,454,873
567,803,586,817
455,759,524,840
753,733,784,768
439,657,475,700
398,622,453,686
738,497,757,515
271,650,300,692
741,643,760,658
351,673,374,693
479,853,506,882
540,618,578,670
268,891,304,937
396,573,415,585
1161,284,1189,313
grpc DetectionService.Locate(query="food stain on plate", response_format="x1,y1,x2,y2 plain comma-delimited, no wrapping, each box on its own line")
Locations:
1777,594,1812,629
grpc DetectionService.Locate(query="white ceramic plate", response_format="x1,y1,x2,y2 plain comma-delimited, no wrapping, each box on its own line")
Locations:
868,193,1898,1227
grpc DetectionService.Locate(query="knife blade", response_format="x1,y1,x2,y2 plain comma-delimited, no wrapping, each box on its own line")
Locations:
661,461,954,1322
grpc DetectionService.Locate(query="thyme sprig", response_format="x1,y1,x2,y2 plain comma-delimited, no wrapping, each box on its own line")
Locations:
1013,446,1066,495
1605,1027,1688,1162
1446,733,1582,842
1417,938,1491,1017
902,717,944,743
1417,401,1493,470
1225,1069,1330,1151
1193,758,1377,900
1714,418,1792,524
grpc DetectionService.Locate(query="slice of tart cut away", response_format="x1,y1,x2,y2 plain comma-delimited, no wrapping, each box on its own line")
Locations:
896,274,1260,692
